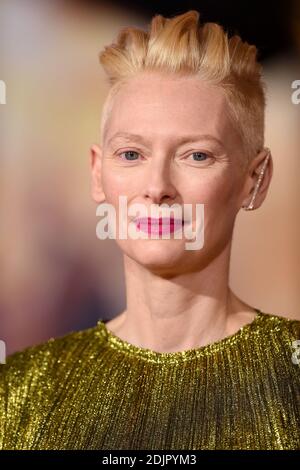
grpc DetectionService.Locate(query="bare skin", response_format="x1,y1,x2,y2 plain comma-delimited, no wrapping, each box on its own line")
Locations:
103,289,258,352
90,71,273,353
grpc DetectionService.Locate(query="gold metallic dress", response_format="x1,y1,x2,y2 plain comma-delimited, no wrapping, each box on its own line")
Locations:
0,309,300,450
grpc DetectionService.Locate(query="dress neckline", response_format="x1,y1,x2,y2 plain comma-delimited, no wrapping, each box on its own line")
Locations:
96,308,265,363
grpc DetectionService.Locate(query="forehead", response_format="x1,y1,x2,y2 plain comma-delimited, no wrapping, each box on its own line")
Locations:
104,73,237,146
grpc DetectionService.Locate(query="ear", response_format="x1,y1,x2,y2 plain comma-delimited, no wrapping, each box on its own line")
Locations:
241,148,273,210
90,144,105,203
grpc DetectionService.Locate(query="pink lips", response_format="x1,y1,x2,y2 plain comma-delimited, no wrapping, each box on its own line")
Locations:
134,217,184,235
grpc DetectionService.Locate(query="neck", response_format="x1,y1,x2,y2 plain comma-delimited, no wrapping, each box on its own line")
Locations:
112,244,256,353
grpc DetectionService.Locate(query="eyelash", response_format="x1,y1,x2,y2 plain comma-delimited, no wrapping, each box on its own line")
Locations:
116,150,214,164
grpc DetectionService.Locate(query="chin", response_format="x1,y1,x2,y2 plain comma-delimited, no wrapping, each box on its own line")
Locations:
119,238,196,274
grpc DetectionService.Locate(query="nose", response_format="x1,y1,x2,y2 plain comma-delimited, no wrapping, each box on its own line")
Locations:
142,157,177,204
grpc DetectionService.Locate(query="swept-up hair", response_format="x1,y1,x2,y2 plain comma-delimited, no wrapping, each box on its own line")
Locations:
98,10,266,165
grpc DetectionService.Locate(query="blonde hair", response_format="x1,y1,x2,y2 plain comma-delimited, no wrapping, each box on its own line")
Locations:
98,10,266,166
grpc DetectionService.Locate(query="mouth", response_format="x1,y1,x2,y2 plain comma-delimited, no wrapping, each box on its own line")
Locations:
134,217,184,235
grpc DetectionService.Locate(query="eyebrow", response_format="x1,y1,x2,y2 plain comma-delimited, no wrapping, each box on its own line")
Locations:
106,131,224,148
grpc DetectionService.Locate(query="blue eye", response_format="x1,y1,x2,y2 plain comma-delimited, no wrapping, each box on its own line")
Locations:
190,152,209,161
117,150,212,163
119,151,140,161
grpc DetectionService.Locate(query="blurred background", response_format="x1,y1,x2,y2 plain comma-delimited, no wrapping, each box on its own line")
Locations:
0,0,299,355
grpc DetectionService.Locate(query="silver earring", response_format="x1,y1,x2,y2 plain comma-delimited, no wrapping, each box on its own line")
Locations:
242,148,271,211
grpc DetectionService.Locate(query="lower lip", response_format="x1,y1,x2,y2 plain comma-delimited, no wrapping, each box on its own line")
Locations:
135,217,184,235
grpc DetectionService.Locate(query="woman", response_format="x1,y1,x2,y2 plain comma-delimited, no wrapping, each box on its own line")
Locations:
1,10,299,450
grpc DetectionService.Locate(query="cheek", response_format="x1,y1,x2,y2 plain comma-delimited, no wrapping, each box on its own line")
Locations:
188,172,237,210
102,169,134,205
187,173,240,244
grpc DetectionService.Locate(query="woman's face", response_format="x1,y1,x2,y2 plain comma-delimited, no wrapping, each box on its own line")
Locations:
92,72,250,276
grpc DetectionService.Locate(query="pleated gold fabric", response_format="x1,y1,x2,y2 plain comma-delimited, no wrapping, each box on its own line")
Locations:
0,308,300,450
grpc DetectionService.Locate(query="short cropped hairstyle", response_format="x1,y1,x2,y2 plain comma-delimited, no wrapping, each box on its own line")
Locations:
98,10,266,167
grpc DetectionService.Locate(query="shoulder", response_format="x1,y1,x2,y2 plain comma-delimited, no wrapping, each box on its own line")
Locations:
0,321,107,408
0,321,109,448
257,310,300,347
258,310,300,337
256,310,300,369
3,322,95,363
